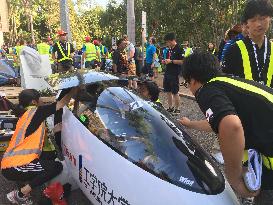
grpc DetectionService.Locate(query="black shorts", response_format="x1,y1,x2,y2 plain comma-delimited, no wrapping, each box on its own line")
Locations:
142,63,154,77
163,75,179,94
261,165,273,190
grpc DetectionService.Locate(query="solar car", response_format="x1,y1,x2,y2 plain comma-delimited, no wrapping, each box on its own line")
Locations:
47,70,240,205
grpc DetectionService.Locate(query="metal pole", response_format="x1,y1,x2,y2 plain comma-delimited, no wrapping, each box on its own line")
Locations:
141,11,147,67
142,37,145,67
59,0,72,41
127,0,135,45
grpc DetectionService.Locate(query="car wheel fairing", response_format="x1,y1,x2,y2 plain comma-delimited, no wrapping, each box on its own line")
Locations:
62,107,240,205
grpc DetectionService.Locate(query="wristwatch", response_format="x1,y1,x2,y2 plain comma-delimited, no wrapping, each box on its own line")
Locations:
171,60,174,64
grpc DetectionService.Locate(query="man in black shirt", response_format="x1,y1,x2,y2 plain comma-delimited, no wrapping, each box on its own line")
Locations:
52,30,75,73
223,0,273,87
162,33,183,114
112,39,127,74
180,51,273,203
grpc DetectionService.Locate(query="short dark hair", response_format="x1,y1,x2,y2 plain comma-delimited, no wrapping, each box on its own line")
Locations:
123,35,128,41
164,33,176,41
242,0,273,23
151,37,156,44
142,81,160,102
116,39,124,47
182,51,222,84
19,89,40,108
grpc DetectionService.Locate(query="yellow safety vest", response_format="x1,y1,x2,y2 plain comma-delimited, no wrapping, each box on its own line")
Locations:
209,76,273,170
96,46,101,62
236,40,273,87
15,45,24,56
37,43,50,55
85,43,97,62
56,41,73,63
184,48,192,57
37,43,54,64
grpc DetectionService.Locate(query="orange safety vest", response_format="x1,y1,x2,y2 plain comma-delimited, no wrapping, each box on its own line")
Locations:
1,108,46,169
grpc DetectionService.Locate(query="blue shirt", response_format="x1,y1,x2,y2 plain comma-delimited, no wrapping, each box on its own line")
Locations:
221,33,245,62
146,43,156,64
163,47,169,60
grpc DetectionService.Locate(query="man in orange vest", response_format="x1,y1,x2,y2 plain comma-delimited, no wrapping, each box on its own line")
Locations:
1,88,77,205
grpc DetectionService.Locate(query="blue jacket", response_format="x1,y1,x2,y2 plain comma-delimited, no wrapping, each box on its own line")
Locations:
221,33,245,62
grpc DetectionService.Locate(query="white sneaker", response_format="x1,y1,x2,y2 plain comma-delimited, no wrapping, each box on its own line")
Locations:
6,190,33,205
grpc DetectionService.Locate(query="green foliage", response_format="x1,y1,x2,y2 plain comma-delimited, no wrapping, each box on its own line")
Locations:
4,0,273,48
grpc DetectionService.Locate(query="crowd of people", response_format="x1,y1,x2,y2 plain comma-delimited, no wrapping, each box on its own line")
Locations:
0,0,273,204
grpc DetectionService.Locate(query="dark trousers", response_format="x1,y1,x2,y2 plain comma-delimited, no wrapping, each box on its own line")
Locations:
100,58,106,70
255,190,273,205
2,159,63,189
85,60,95,69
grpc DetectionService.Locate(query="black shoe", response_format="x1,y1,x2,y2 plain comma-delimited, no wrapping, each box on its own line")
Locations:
167,107,174,113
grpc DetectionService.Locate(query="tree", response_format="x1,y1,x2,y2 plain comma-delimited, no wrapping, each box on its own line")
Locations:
4,0,273,47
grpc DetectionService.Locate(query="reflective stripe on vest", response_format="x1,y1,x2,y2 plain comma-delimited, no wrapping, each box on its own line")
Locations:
262,155,273,170
108,52,112,59
236,40,253,81
85,43,97,61
185,48,192,57
266,42,273,87
100,45,105,56
1,108,46,169
56,42,73,62
209,77,273,104
212,49,216,55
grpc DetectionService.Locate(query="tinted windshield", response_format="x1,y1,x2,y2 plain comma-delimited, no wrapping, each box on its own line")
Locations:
78,85,225,195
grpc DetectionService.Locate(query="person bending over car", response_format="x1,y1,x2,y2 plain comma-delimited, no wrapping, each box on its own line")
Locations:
179,51,273,204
